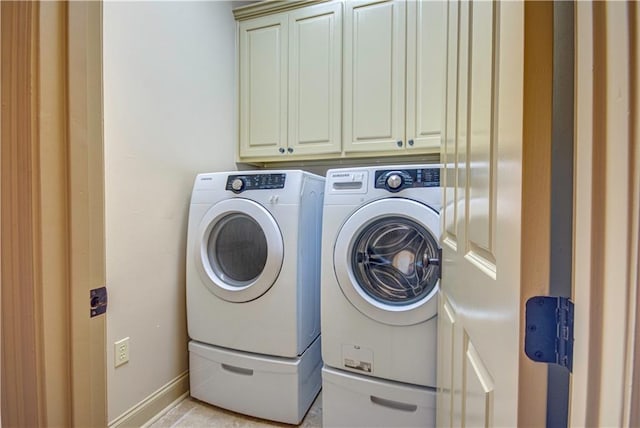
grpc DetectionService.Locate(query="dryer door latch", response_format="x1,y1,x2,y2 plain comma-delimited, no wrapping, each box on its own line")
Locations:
90,286,108,317
524,296,574,372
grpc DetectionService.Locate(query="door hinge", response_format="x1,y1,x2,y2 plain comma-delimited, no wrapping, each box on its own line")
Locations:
90,286,108,317
524,296,574,372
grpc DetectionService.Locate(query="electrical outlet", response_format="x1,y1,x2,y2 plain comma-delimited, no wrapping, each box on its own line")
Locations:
114,337,130,367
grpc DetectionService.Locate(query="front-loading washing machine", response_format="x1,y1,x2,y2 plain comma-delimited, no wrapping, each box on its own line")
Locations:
186,170,324,424
321,165,441,387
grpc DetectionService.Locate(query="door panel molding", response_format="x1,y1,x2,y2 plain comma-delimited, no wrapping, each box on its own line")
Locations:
466,0,497,265
442,0,461,249
437,297,456,424
463,337,494,427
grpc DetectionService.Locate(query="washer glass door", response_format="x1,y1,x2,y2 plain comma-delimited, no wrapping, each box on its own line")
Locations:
196,198,283,302
352,216,439,305
334,198,440,325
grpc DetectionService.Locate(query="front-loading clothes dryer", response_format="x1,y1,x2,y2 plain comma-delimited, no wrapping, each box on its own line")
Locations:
187,170,324,424
186,170,324,358
321,165,441,387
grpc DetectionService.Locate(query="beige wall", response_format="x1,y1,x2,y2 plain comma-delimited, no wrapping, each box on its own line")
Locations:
103,1,238,422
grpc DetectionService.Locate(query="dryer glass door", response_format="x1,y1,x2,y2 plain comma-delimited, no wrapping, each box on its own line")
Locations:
208,213,267,286
196,198,284,302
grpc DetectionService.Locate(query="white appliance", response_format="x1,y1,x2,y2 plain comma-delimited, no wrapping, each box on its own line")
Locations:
187,170,324,357
186,170,324,424
321,165,441,387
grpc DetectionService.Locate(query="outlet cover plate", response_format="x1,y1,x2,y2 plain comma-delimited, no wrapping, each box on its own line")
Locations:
114,337,130,367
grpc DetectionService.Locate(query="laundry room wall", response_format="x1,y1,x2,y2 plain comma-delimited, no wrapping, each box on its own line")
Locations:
103,1,238,424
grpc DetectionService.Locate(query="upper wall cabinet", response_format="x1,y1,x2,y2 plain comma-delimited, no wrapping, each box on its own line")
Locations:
238,13,287,159
406,1,446,151
237,1,342,161
343,0,445,155
234,0,445,163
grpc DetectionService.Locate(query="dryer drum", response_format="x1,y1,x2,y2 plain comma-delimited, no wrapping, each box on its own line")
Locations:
352,216,439,306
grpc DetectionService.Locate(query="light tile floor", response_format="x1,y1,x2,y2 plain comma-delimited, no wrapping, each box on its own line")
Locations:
149,393,322,428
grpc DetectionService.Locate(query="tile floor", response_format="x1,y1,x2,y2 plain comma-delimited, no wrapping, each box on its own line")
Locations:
149,392,322,427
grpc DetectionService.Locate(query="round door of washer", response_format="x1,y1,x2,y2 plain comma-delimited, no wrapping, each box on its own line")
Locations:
333,198,440,326
195,198,284,303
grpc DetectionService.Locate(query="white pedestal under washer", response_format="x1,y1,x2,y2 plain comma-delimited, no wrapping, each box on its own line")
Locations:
321,165,442,388
322,365,436,427
186,170,324,358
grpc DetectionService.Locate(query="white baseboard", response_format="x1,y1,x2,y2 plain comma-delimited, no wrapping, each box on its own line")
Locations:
109,371,189,428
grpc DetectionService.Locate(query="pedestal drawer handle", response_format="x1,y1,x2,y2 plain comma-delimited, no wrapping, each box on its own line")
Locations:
221,363,254,376
370,396,417,412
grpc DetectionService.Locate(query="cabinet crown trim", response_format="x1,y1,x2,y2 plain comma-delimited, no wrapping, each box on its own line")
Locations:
233,0,330,20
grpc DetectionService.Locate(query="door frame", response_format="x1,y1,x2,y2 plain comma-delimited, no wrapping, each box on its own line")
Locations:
571,2,639,426
1,2,107,426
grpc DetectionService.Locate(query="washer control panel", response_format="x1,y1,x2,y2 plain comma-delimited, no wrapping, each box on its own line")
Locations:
375,168,440,192
226,173,286,193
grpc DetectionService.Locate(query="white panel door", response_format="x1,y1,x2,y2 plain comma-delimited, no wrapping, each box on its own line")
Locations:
405,0,446,151
238,14,287,158
288,2,342,156
437,1,531,426
343,0,405,153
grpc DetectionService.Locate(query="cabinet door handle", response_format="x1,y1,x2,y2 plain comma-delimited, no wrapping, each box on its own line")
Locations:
396,140,403,147
287,147,294,153
279,148,285,154
408,139,414,146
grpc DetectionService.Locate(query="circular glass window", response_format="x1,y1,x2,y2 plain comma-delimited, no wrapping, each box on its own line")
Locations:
351,216,439,306
207,213,267,287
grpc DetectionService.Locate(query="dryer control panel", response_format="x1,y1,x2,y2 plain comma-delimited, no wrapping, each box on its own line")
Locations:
226,173,286,193
375,168,440,193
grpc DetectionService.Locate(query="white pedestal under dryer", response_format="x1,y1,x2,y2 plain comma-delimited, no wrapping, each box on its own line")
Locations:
186,170,324,424
320,165,441,427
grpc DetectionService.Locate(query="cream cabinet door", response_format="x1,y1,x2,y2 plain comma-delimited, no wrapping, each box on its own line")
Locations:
288,2,342,156
343,0,406,153
238,14,288,158
405,0,445,151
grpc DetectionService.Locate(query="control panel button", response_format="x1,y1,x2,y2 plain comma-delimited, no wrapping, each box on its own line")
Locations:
231,178,245,192
386,174,403,190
